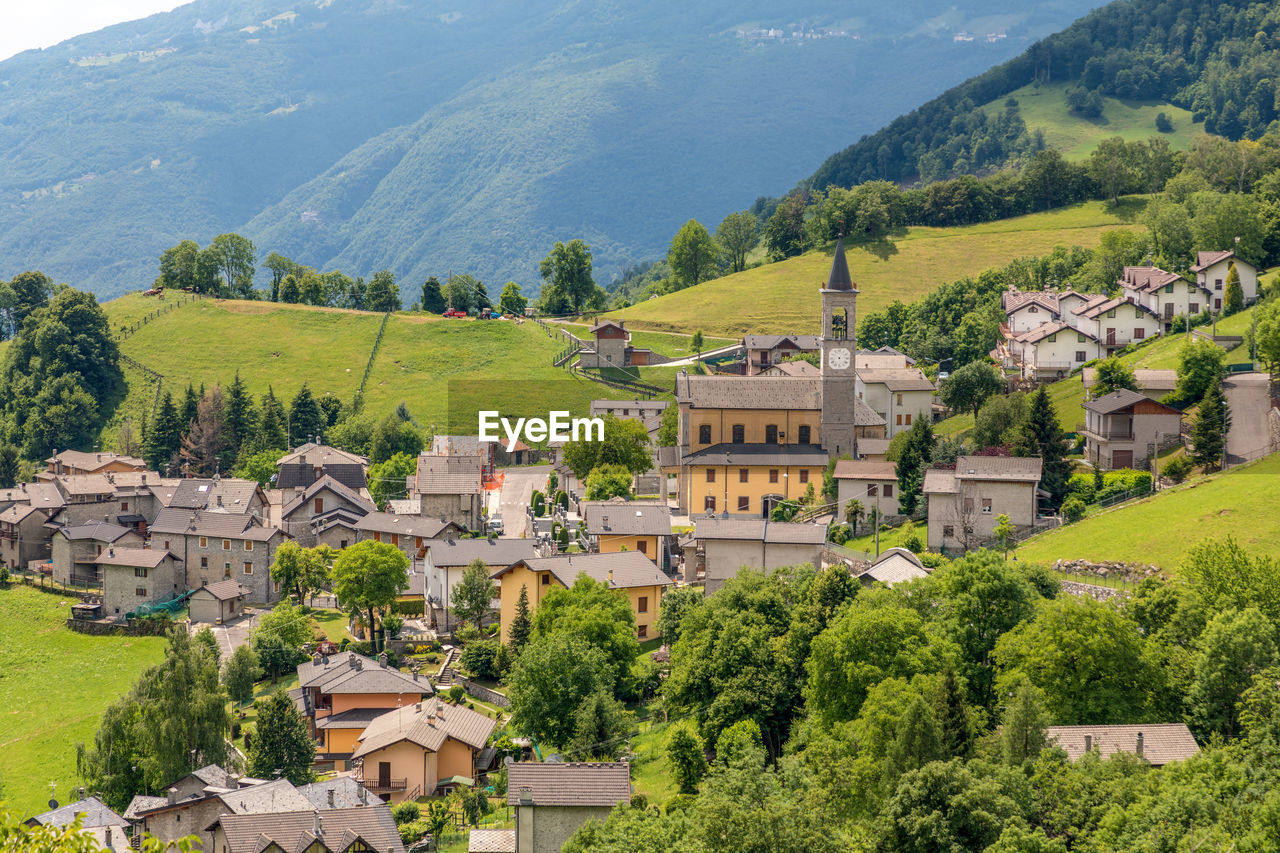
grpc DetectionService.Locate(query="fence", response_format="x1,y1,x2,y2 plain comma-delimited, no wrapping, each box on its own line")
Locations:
119,352,166,418
114,292,204,341
352,309,392,411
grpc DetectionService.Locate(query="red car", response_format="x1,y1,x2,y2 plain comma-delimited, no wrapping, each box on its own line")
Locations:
442,309,467,318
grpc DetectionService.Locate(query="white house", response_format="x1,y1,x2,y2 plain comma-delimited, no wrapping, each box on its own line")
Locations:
855,368,935,437
1071,296,1162,352
833,459,900,521
1190,250,1261,309
1119,266,1212,330
422,537,537,630
1011,322,1102,381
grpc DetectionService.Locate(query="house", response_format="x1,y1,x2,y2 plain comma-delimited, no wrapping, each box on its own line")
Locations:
1045,724,1199,766
51,521,143,587
147,507,288,602
422,537,537,631
577,318,654,368
0,502,53,569
169,476,267,520
690,517,827,594
26,796,130,851
855,437,891,461
1119,266,1212,330
1081,368,1178,401
507,762,631,853
280,475,376,547
1081,389,1183,470
1071,296,1161,352
45,449,147,477
47,474,124,527
1010,322,1102,381
580,500,674,569
355,512,465,563
923,456,1043,553
205,805,405,853
589,399,670,422
129,776,314,853
312,506,369,551
855,368,936,436
296,652,434,771
856,346,916,370
277,443,369,495
740,334,820,375
409,454,485,529
493,552,673,642
351,698,497,801
188,579,249,624
858,547,929,587
96,546,182,620
1190,250,1261,309
833,459,900,521
298,776,375,811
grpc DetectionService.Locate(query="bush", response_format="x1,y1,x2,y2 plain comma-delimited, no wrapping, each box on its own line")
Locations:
830,523,852,545
917,552,949,569
557,526,570,548
398,819,429,845
231,721,241,740
1066,472,1097,504
1162,455,1192,483
531,490,546,516
382,612,405,639
548,471,558,493
898,520,924,554
556,490,569,510
391,801,421,826
460,639,503,680
448,684,466,704
0,566,9,585
390,599,425,616
1098,469,1153,502
1062,497,1087,523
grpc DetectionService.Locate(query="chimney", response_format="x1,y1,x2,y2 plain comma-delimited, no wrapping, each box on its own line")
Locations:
142,473,147,484
1135,731,1144,758
216,495,223,507
1084,734,1093,753
313,811,322,837
166,787,178,806
607,569,614,586
327,789,335,809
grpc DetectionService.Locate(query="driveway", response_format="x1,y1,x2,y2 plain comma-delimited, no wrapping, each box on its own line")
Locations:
1223,373,1274,463
193,609,261,658
492,465,550,539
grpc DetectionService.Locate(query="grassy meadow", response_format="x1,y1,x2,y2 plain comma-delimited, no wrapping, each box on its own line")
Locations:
0,586,166,816
608,200,1145,338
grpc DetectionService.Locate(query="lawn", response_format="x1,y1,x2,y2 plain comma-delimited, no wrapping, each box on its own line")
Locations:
230,672,302,753
1017,452,1280,569
310,608,354,643
627,705,679,810
0,585,167,816
607,200,1145,338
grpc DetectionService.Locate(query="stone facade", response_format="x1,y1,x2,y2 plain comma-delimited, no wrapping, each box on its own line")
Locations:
516,805,613,853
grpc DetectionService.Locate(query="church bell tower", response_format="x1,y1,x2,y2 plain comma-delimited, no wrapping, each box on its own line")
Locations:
820,238,858,457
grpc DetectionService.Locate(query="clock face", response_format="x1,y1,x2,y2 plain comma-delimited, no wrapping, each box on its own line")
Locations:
827,347,851,371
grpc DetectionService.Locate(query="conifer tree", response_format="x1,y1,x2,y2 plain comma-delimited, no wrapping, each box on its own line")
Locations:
999,680,1049,765
289,384,324,446
180,383,200,430
510,585,532,651
1191,381,1232,471
895,418,935,516
421,276,446,313
145,391,182,472
248,689,316,785
887,694,943,776
1027,386,1069,506
223,371,255,458
253,388,287,453
0,444,18,489
1224,262,1244,315
937,669,973,759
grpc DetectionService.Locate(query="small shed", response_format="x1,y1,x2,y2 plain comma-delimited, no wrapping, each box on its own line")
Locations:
188,579,249,624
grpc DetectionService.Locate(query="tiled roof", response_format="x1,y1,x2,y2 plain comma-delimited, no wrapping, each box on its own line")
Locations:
205,804,405,853
1016,321,1089,345
589,399,670,415
424,537,538,568
298,777,371,810
1002,289,1060,315
297,652,434,697
1070,294,1113,315
741,334,821,350
506,762,631,808
921,468,958,494
496,551,673,590
1046,724,1199,765
354,512,460,539
414,455,483,495
862,548,929,587
0,503,45,524
353,699,497,759
1190,250,1236,272
170,478,261,513
952,456,1043,482
676,375,822,410
682,443,831,467
856,368,936,392
57,521,132,543
46,450,147,472
315,708,391,730
692,517,828,545
581,501,672,537
1081,368,1177,392
149,507,282,540
856,438,891,457
95,547,174,569
1120,266,1201,294
278,443,369,467
53,475,116,496
468,828,517,852
191,579,249,602
29,796,128,829
282,475,375,520
833,460,897,481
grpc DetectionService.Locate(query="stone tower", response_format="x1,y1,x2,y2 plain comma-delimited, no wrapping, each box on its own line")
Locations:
820,238,859,457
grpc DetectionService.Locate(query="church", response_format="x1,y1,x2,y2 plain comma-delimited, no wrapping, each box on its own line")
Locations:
669,240,888,517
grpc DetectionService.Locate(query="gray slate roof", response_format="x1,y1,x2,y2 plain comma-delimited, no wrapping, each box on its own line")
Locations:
191,579,249,601
740,334,821,351
581,501,672,537
95,547,175,569
298,776,371,810
855,368,936,392
824,238,856,291
282,475,375,520
1082,388,1180,415
833,460,897,481
205,805,405,853
355,512,461,539
953,456,1043,482
861,548,929,587
297,652,434,697
57,521,132,543
414,454,483,495
506,762,631,807
495,551,673,590
149,507,283,541
676,375,822,410
425,537,538,568
170,478,261,513
278,443,369,467
693,518,828,545
28,796,128,829
682,443,831,467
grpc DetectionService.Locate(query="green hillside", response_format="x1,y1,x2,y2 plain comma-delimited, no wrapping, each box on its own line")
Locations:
608,200,1141,337
1017,453,1280,568
987,81,1203,161
101,296,678,439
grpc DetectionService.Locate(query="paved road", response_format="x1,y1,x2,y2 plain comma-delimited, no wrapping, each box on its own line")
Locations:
193,609,261,658
491,465,550,539
1223,373,1273,463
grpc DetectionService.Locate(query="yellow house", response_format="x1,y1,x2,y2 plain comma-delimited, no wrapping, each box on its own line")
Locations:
351,699,497,802
492,551,674,642
580,500,673,569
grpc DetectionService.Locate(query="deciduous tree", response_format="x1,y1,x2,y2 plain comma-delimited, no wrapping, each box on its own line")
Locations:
332,541,409,653
452,559,497,629
539,240,595,313
205,233,256,297
667,220,719,289
940,360,1004,417
421,276,446,313
716,210,760,274
223,644,261,707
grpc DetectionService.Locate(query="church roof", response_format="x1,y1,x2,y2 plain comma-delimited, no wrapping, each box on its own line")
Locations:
823,238,857,292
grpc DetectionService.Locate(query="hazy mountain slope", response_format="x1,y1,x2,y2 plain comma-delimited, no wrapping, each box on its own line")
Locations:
0,0,1102,297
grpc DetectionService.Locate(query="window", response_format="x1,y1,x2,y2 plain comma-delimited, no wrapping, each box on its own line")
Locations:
120,501,128,511
374,532,382,542
1047,333,1057,342
963,498,974,513
1135,308,1143,319
637,540,647,555
638,595,648,614
200,557,208,569
739,468,748,483
222,539,231,551
314,497,324,514
867,484,879,497
136,587,147,597
1215,278,1223,290
905,414,913,426
1164,284,1174,294
883,484,893,497
896,393,903,405
943,525,955,537
1190,303,1199,315
769,469,779,484
638,624,648,639
1076,351,1087,362
698,424,711,444
705,496,716,512
134,567,148,578
896,414,903,425
797,425,811,444
340,539,348,549
798,469,809,484
738,496,750,511
541,574,550,586
706,468,716,483
731,424,745,443
1134,328,1145,340
244,561,253,575
1028,305,1038,313
981,498,992,514
273,581,281,593
199,537,208,548
1107,309,1116,319
244,540,253,551
163,540,170,550
223,563,231,579
1077,332,1086,342
765,425,779,444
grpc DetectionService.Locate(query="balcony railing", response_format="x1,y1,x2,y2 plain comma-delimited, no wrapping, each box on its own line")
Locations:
357,776,407,792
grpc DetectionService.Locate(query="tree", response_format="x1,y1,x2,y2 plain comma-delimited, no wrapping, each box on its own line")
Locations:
223,372,255,458
895,417,935,515
656,586,703,646
369,414,423,465
1224,262,1244,314
992,513,1016,558
1173,338,1227,405
508,632,610,746
1189,607,1278,739
497,281,528,316
764,192,808,260
1190,381,1231,471
248,689,316,785
145,391,183,471
452,559,497,629
289,384,325,446
585,463,633,500
1256,299,1280,375
531,576,638,684
877,760,1021,853
1090,357,1138,398
1026,386,1069,507
205,233,256,297
656,403,677,446
223,644,261,707
443,273,480,314
263,252,297,301
667,220,719,289
691,330,704,360
179,386,228,476
716,210,760,274
666,722,707,794
234,448,282,488
332,541,409,653
0,443,17,489
1088,137,1137,205
885,694,944,775
940,360,1004,417
998,679,1049,765
270,542,332,603
508,584,533,650
254,599,313,651
561,414,652,479
366,270,401,312
252,389,287,453
844,498,866,535
420,276,446,313
368,451,418,508
539,240,596,313
568,689,634,760
973,392,1027,450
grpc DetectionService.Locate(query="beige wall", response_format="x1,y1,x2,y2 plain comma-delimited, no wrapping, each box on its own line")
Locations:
437,737,476,782
1198,259,1258,304
331,691,425,715
597,533,659,561
703,539,823,594
360,739,433,803
857,384,932,438
497,564,562,643
139,797,225,853
836,477,900,520
687,409,821,448
683,463,822,517
927,480,1037,551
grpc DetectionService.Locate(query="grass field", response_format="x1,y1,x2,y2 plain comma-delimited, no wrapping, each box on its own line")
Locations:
0,586,166,816
607,200,1145,338
987,82,1204,162
1017,453,1280,569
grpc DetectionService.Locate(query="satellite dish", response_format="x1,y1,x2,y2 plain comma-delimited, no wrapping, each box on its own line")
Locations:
503,756,514,766
48,799,59,810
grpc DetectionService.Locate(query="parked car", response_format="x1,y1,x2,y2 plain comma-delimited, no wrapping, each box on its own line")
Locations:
487,515,504,535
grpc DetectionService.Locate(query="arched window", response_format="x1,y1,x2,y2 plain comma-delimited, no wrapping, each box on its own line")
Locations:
731,424,745,443
831,307,848,341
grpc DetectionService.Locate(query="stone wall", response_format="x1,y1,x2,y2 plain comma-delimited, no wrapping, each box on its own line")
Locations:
1052,558,1166,585
456,676,511,708
66,616,178,636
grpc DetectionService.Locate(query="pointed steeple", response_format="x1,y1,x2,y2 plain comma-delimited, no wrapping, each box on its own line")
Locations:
824,237,854,291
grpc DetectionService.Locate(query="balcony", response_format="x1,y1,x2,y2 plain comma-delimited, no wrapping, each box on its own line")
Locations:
357,776,407,793
1081,427,1134,443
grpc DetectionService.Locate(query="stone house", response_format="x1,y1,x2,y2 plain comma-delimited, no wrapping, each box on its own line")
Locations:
923,456,1043,553
280,475,376,547
855,368,936,437
147,507,288,602
169,477,268,521
51,521,143,586
421,537,537,631
96,546,182,620
354,512,465,564
26,796,131,851
1082,389,1183,471
351,699,497,802
1046,724,1199,766
129,777,314,853
188,579,250,624
48,475,121,527
277,443,369,498
833,459,900,521
312,506,370,550
409,455,484,529
0,503,53,569
1190,250,1260,309
45,449,147,477
507,762,631,853
205,805,404,853
690,517,827,594
577,318,655,368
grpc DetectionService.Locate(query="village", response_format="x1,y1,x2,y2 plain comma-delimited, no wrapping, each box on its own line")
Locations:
3,236,1275,853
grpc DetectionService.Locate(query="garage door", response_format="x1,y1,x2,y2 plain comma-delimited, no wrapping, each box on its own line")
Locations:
1112,450,1133,469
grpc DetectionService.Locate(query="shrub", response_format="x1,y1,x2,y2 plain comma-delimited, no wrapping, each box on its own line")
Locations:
898,520,924,554
448,684,466,704
460,639,503,680
1163,455,1192,483
557,526,570,548
917,552,949,569
0,566,9,585
391,599,425,616
1155,111,1173,132
531,490,546,516
1066,472,1097,504
391,801,421,826
382,612,405,639
556,490,569,510
1062,497,1087,523
548,471,558,493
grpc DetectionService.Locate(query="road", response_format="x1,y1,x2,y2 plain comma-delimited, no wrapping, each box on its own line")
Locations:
1223,373,1274,463
491,465,550,539
193,609,261,658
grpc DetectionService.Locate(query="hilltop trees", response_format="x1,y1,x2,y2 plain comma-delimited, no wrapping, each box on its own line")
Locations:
206,233,257,298
540,239,597,313
667,220,719,289
421,276,446,313
366,270,402,312
498,281,528,316
716,210,760,274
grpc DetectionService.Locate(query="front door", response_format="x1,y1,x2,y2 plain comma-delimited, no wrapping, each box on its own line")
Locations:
378,761,391,788
1112,450,1133,470
1106,328,1116,346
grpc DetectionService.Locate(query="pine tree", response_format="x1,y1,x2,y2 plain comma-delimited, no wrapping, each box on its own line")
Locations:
1027,386,1069,506
887,694,943,776
1224,262,1244,315
223,372,255,458
289,384,324,446
252,388,288,453
895,419,934,516
510,585,532,650
180,383,200,430
1191,381,1232,471
145,392,182,472
248,689,316,785
999,680,1049,765
421,276,446,313
936,669,973,759
0,444,18,489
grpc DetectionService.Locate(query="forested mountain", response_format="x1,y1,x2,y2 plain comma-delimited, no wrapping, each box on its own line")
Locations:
0,0,1099,298
809,0,1280,189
